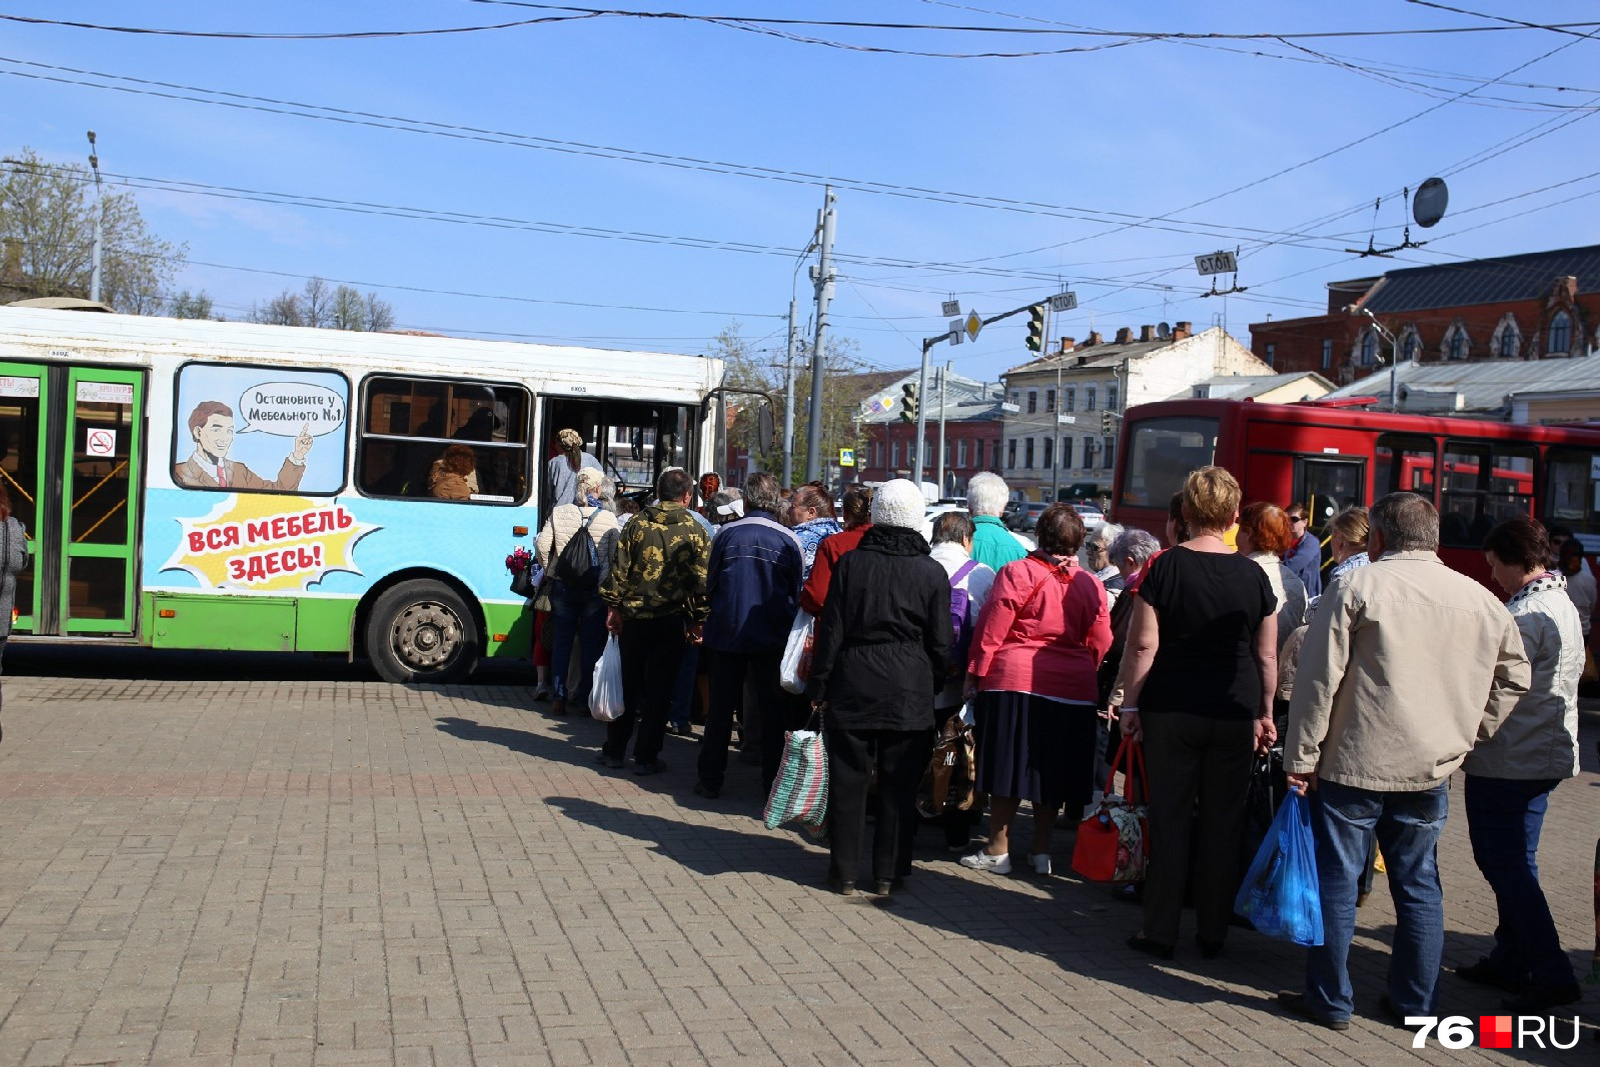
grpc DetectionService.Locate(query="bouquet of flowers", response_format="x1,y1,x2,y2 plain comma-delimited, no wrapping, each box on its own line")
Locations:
506,546,540,597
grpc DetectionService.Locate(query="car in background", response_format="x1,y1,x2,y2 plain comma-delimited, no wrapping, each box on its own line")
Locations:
1073,502,1105,536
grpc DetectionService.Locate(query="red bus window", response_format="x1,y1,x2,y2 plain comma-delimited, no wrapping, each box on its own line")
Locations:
1375,434,1436,501
1439,439,1535,548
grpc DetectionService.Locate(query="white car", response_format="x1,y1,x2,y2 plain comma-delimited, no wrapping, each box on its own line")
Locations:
1073,503,1105,536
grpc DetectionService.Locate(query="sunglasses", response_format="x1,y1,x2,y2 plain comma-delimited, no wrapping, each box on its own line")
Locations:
1290,515,1307,524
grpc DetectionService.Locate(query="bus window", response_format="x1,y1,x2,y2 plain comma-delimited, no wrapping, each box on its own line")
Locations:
1544,447,1600,539
173,364,351,496
1374,434,1436,501
1293,458,1364,530
1439,440,1535,547
1119,415,1217,509
359,377,530,503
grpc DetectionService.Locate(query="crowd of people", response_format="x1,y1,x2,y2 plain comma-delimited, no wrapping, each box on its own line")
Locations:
523,440,1588,1030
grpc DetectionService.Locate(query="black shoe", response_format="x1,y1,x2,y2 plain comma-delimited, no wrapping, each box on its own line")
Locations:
1376,995,1409,1027
1502,983,1582,1012
828,877,856,897
1456,957,1528,994
692,780,720,799
872,880,894,896
595,751,624,769
1196,936,1224,960
1126,934,1174,961
633,759,665,776
1276,992,1351,1031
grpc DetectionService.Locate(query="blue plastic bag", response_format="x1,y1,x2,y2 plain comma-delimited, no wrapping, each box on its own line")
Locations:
1233,792,1324,946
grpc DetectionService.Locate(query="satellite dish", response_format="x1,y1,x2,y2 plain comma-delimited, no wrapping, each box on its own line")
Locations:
1413,177,1449,229
1157,322,1171,340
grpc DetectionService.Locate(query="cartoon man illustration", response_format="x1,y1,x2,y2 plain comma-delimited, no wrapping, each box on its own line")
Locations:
173,400,313,490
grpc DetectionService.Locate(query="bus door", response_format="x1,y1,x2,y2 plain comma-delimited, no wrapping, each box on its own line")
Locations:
0,363,144,638
539,396,694,511
1293,456,1365,531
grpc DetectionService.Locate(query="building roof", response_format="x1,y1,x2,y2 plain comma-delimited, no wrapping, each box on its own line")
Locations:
1323,355,1600,416
1004,338,1172,377
1360,244,1600,315
1190,371,1336,400
858,367,1003,424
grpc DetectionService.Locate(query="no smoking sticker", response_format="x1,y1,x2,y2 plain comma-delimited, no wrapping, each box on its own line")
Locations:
85,429,117,457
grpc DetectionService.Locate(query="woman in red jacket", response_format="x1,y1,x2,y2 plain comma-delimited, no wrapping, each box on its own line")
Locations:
960,504,1112,877
799,484,874,615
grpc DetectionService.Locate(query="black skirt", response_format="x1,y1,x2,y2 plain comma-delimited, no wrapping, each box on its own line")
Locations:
973,690,1098,809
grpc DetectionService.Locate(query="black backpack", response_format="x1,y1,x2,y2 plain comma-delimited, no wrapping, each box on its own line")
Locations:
552,507,601,590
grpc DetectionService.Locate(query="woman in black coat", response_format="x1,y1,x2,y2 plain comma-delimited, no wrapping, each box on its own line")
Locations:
807,479,952,897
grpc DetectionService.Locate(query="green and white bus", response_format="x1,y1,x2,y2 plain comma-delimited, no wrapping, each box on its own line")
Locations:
0,304,725,681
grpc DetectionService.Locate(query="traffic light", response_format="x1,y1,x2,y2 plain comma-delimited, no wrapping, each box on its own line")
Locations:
1025,304,1045,352
900,382,919,423
1101,410,1113,435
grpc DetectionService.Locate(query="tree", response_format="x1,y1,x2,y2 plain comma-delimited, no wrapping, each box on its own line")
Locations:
167,289,215,320
0,147,186,313
709,323,867,489
249,276,396,331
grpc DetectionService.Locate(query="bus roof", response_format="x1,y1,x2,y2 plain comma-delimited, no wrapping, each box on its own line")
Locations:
1124,396,1600,446
0,305,724,404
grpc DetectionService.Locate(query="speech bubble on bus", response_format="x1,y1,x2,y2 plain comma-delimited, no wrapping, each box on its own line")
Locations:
235,382,346,436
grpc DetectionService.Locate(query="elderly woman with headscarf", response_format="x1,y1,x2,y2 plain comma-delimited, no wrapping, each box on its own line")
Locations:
536,466,620,715
546,428,601,508
806,479,952,897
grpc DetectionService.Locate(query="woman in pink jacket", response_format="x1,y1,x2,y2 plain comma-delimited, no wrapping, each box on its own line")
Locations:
960,503,1112,877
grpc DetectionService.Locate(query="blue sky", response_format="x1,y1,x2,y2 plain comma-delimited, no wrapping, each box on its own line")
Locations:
3,2,1597,385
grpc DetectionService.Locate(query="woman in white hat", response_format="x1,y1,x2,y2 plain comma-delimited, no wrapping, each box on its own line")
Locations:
806,479,952,897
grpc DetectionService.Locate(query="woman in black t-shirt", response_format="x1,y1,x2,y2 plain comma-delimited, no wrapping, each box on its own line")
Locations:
1117,466,1278,960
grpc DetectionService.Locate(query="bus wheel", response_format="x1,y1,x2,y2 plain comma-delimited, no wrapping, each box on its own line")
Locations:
366,580,479,683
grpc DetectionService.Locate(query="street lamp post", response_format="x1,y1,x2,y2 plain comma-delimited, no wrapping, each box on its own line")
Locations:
87,131,104,304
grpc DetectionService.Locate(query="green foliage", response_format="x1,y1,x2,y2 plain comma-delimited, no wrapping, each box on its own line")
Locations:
167,289,215,320
0,147,185,313
708,323,866,487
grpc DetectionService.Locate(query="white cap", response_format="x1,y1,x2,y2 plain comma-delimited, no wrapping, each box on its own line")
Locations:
871,478,924,530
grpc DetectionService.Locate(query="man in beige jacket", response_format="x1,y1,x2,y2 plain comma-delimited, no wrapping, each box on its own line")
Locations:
1279,492,1529,1031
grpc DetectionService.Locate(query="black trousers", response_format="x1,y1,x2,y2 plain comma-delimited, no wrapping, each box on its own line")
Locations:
1140,711,1255,946
698,646,788,793
826,727,934,885
603,614,688,764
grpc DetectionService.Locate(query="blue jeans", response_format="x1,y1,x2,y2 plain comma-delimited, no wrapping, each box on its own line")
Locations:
1464,775,1573,991
1306,780,1448,1021
549,584,606,705
670,643,700,730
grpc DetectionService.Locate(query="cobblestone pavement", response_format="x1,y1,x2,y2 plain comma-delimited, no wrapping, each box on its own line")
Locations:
0,653,1595,1066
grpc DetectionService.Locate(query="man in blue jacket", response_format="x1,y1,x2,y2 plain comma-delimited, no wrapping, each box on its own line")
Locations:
1284,503,1323,599
694,471,805,799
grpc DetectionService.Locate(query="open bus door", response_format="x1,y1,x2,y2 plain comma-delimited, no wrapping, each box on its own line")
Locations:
538,396,694,514
0,363,144,639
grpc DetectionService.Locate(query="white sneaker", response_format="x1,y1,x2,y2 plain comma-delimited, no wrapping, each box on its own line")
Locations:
959,850,1012,875
1031,853,1052,876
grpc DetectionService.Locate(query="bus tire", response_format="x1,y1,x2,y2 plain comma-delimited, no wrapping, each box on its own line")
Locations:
366,579,479,684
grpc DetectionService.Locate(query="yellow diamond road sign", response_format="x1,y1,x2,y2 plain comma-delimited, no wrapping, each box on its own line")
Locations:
965,310,982,342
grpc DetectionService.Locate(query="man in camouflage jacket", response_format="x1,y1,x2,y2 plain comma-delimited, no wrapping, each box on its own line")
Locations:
597,467,711,773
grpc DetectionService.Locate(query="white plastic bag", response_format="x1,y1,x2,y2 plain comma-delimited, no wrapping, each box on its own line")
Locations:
589,633,625,722
779,610,816,695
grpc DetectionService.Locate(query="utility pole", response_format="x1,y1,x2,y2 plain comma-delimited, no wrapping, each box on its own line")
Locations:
86,131,103,303
782,299,797,487
1051,363,1062,502
935,360,950,496
913,335,933,490
805,187,835,484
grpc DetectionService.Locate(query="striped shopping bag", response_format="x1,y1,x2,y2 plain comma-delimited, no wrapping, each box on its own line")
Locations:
764,709,828,831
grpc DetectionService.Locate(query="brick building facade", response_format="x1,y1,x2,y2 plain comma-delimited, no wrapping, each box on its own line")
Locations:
1250,245,1600,385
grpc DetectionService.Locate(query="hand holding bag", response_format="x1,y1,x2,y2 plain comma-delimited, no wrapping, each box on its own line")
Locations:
764,707,828,830
588,633,625,722
778,610,816,695
1233,791,1323,946
1071,736,1148,884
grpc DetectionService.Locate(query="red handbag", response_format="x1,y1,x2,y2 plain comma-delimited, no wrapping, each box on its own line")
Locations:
1071,736,1149,884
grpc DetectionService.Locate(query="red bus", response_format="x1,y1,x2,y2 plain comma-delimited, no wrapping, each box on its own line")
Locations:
1111,397,1600,586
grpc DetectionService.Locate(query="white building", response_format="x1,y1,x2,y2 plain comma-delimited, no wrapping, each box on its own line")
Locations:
999,323,1272,500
